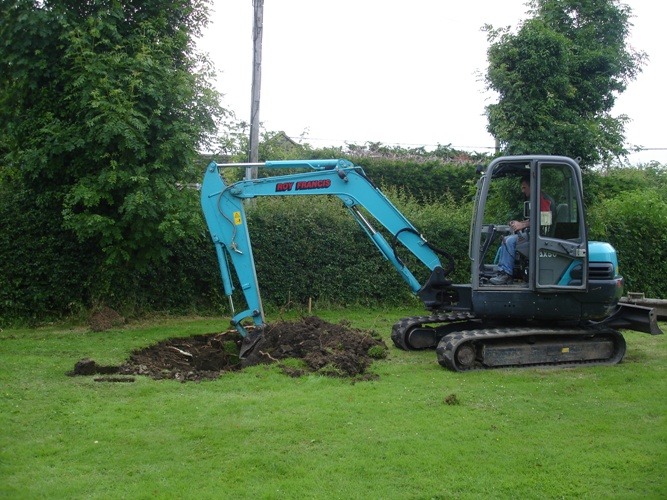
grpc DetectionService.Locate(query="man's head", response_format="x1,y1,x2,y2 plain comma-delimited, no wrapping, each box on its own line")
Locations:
520,173,531,198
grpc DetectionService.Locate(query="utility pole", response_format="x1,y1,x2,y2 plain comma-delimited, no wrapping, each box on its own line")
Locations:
247,0,264,180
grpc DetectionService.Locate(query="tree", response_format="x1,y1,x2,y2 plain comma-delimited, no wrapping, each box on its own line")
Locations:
0,0,222,268
484,0,646,167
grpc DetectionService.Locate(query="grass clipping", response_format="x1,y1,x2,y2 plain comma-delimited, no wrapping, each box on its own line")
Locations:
70,316,388,382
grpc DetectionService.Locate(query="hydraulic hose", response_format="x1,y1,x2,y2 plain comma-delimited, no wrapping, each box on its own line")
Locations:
392,227,455,277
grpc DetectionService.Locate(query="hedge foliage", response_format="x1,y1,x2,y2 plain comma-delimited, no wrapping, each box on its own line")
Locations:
1,158,666,326
0,181,224,325
246,196,412,307
356,158,478,204
0,183,96,322
244,189,474,310
588,189,667,297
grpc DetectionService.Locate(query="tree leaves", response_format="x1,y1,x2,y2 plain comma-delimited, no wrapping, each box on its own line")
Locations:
0,0,222,269
484,0,647,167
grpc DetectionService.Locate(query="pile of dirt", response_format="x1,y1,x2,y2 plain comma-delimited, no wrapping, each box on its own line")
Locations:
244,316,388,378
88,306,125,332
70,316,388,382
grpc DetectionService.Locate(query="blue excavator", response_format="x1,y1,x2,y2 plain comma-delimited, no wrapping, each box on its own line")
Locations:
201,155,662,371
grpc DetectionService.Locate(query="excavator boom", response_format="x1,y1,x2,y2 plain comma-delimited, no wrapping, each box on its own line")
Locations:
201,159,455,342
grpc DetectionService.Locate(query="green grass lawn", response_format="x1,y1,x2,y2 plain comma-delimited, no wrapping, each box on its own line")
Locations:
1,308,666,499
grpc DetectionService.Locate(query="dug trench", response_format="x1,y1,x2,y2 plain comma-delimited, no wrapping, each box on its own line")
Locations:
69,316,388,382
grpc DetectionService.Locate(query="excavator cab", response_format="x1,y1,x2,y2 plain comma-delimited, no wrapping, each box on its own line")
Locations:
471,156,589,294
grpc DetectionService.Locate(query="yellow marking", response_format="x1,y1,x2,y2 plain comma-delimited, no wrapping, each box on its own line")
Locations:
233,211,242,225
562,347,570,353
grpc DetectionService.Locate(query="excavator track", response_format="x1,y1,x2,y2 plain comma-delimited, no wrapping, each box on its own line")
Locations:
391,312,479,350
435,326,626,371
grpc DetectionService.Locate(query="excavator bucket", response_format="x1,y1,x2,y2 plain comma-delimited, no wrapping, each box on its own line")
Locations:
239,327,264,358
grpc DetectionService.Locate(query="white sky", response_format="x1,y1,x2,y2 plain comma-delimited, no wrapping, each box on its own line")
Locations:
198,0,667,165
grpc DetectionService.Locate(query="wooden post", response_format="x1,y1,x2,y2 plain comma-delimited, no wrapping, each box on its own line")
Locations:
247,0,264,181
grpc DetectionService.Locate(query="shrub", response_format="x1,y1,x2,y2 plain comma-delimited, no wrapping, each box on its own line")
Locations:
3,154,665,326
588,189,667,297
382,186,473,285
246,196,412,307
0,185,97,325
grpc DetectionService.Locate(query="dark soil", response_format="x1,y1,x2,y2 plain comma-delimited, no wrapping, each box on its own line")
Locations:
70,316,388,382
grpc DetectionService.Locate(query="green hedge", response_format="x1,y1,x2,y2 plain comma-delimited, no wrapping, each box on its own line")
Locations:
82,231,227,316
2,159,666,326
347,157,478,204
246,196,413,307
583,165,667,207
0,185,96,323
381,188,473,285
0,182,225,325
588,189,667,298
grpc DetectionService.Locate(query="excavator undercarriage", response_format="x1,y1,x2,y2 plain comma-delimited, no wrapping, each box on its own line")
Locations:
434,327,625,371
393,316,627,371
391,300,660,371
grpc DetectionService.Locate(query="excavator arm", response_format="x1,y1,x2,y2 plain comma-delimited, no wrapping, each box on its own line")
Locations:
201,159,455,342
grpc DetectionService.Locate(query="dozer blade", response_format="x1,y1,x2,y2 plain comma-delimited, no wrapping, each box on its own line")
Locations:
596,303,663,335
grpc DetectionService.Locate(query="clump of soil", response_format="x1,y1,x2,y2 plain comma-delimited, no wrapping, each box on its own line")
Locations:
70,316,387,382
72,358,120,375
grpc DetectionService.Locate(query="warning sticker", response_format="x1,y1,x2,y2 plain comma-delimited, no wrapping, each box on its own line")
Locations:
233,211,242,225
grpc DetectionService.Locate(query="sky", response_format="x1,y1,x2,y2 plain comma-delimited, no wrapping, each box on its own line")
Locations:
197,0,667,165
